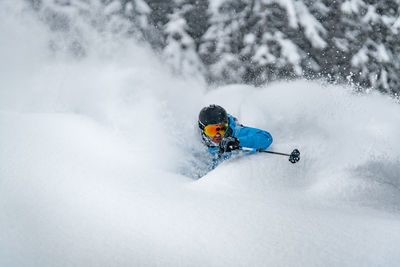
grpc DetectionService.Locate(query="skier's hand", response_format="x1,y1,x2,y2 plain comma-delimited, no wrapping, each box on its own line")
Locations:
219,137,240,154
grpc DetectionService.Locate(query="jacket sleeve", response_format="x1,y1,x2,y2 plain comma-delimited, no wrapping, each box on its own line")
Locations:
235,126,273,150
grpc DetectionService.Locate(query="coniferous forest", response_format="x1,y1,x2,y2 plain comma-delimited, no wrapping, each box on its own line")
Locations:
29,0,400,96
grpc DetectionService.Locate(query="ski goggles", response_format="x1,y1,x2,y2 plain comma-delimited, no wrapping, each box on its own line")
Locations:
203,123,228,137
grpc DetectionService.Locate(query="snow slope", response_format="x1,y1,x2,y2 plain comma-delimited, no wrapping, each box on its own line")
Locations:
1,1,400,266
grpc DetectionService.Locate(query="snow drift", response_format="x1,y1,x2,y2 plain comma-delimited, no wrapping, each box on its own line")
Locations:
1,1,400,266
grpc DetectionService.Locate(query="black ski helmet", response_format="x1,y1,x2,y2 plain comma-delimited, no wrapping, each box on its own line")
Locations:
198,104,229,130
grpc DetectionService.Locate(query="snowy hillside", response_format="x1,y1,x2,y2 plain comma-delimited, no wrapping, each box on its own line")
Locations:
1,1,400,266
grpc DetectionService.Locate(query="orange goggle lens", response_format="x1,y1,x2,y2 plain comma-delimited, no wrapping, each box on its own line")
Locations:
204,123,228,137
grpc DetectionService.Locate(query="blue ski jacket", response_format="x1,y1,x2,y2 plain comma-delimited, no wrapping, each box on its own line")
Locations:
205,114,273,165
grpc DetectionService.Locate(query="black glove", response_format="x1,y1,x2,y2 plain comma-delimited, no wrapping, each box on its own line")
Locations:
219,137,240,154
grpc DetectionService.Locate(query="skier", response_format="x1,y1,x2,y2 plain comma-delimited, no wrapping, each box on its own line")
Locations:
198,104,273,167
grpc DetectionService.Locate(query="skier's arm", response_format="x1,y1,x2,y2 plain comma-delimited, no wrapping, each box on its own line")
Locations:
236,127,273,150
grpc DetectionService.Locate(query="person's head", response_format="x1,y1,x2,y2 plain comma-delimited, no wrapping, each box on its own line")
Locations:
198,105,229,145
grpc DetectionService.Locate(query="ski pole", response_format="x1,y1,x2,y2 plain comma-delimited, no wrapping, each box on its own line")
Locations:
240,147,301,164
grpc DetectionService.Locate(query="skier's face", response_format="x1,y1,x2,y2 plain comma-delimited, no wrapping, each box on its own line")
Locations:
210,133,223,144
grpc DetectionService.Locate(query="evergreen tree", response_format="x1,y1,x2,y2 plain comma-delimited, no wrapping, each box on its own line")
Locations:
121,0,163,47
340,0,400,94
200,0,328,85
199,0,252,84
144,0,175,29
162,1,205,78
182,0,209,45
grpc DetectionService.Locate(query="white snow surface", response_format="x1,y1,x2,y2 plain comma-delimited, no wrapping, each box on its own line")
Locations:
1,1,400,266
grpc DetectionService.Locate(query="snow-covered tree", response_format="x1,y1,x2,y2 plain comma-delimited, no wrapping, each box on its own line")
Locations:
339,0,400,94
199,0,329,85
242,0,328,84
144,0,174,28
162,3,205,78
121,0,158,43
181,0,209,45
